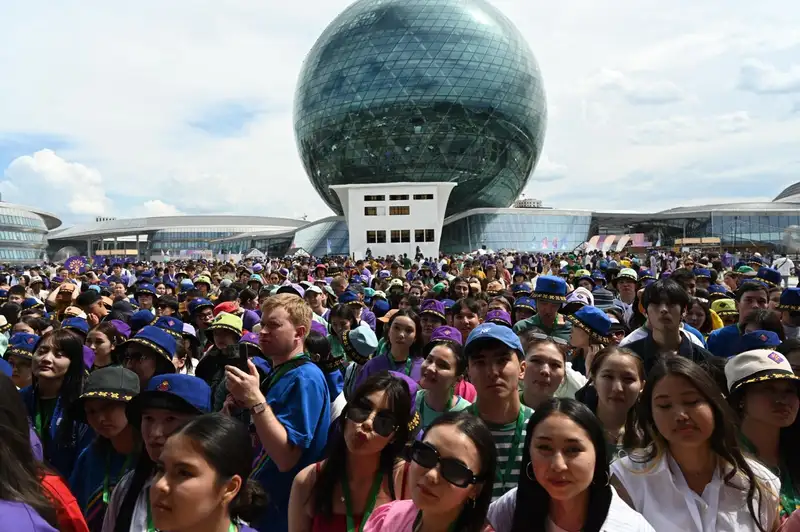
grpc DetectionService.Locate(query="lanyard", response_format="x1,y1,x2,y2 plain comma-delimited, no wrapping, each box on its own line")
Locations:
145,494,238,532
387,353,413,376
468,404,525,488
412,511,457,532
103,452,133,504
264,354,309,393
341,471,383,532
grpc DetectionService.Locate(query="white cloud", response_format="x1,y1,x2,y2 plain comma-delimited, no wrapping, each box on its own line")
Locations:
738,59,800,94
141,200,183,217
629,112,751,145
2,149,111,215
591,69,685,105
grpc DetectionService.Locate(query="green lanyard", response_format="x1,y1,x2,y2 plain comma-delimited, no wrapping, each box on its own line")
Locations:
341,471,384,532
387,353,413,376
34,407,44,437
468,404,525,488
412,511,457,532
103,452,133,504
264,354,309,393
145,494,238,532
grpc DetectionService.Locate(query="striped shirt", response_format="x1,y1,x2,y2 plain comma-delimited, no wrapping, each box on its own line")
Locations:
483,405,534,501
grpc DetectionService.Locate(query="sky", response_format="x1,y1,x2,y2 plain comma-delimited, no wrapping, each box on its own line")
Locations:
1,0,799,225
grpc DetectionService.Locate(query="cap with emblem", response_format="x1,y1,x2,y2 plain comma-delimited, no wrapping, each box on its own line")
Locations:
420,299,446,322
711,298,739,318
464,323,523,358
485,309,512,328
72,366,140,422
342,325,379,365
154,316,185,339
62,317,90,338
725,349,800,394
531,276,567,302
4,333,39,361
566,306,612,344
121,325,177,365
125,374,212,428
427,326,463,346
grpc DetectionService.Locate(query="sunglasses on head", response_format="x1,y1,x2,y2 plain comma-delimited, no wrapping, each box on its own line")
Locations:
410,440,479,488
346,400,397,437
528,332,569,346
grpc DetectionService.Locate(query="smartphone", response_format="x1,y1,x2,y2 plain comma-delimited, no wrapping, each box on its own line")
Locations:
224,343,249,372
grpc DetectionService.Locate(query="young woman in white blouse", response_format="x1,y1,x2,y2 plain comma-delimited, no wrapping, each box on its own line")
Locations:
487,397,654,532
611,356,781,532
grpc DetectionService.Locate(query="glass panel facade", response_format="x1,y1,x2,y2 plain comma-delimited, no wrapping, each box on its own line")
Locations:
0,207,48,231
294,0,546,217
0,207,49,263
291,220,350,256
150,226,266,252
440,213,591,252
712,213,795,246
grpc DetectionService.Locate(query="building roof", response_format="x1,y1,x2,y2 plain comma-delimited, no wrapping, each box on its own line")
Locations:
1,202,61,230
774,182,800,202
47,215,306,240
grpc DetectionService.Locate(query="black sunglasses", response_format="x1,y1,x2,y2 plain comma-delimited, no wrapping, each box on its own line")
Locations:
410,440,479,488
346,401,397,437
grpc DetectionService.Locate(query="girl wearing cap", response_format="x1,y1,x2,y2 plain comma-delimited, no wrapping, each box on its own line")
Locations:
575,346,644,457
68,367,140,530
567,306,612,376
356,310,424,387
364,411,497,532
0,373,86,532
5,332,39,389
149,414,264,532
120,326,177,389
86,323,127,371
611,357,780,531
487,398,653,532
102,374,212,531
416,327,471,433
288,373,413,532
728,349,800,519
21,329,93,479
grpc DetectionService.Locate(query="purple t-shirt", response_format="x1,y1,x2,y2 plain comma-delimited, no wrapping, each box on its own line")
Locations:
30,426,43,461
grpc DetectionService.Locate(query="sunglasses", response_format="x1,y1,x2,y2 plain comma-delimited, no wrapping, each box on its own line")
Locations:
346,401,397,437
528,332,569,346
410,440,479,488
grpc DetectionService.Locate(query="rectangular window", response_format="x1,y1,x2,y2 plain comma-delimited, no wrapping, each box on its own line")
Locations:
364,207,378,216
425,229,435,242
413,194,434,200
366,231,377,243
390,206,410,216
376,230,386,243
364,195,385,202
391,230,401,243
401,230,410,243
415,229,425,242
389,194,409,201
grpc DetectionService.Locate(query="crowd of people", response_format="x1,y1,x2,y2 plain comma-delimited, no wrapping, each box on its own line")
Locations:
0,248,799,531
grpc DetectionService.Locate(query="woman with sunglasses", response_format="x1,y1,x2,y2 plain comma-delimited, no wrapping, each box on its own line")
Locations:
487,398,653,532
364,411,497,532
519,330,587,410
288,372,413,532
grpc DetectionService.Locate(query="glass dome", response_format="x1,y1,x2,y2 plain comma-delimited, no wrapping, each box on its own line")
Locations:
294,0,547,216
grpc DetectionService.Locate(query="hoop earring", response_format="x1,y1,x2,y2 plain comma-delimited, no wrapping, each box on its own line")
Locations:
525,461,534,481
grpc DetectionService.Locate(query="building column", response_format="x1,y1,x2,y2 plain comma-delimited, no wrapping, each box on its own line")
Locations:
86,238,92,256
135,234,140,261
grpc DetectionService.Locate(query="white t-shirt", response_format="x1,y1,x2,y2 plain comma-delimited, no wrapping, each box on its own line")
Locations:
772,257,794,276
610,452,781,532
101,470,152,532
487,486,654,532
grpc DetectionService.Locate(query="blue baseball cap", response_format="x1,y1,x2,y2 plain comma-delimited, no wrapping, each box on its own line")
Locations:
126,373,212,428
464,323,523,358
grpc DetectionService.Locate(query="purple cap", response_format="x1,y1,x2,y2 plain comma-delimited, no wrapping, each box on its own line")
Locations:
310,320,328,336
429,325,463,345
109,319,131,339
485,309,512,327
420,299,446,321
388,370,421,434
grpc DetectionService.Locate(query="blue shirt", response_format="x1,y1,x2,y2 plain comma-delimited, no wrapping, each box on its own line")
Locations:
324,369,344,402
250,360,330,532
707,324,742,358
68,440,134,531
19,386,94,479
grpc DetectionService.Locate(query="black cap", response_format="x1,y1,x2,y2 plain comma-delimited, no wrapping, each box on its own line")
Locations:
72,366,140,422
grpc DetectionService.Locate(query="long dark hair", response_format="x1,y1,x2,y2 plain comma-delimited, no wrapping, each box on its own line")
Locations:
90,321,127,365
328,304,358,336
576,346,644,451
635,356,768,532
310,373,412,517
32,329,85,447
424,411,497,532
385,309,424,359
0,374,58,526
687,297,712,335
165,414,267,523
511,398,611,532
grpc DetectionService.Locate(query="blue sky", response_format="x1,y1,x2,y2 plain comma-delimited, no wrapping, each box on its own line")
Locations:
1,0,799,225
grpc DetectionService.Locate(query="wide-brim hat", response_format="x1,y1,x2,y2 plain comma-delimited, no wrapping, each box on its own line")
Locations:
778,288,800,311
122,326,177,364
711,298,739,318
565,306,612,344
4,332,39,361
207,312,243,339
531,275,567,302
342,325,378,365
755,267,782,288
613,268,639,285
72,366,140,423
726,349,800,394
126,374,211,429
420,299,446,321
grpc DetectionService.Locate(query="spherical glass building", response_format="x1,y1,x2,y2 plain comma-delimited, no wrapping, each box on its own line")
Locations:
294,0,547,217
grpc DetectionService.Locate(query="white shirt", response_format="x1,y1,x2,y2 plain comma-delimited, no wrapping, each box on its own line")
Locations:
620,326,706,349
102,470,153,532
487,486,654,532
610,452,780,532
772,257,794,276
